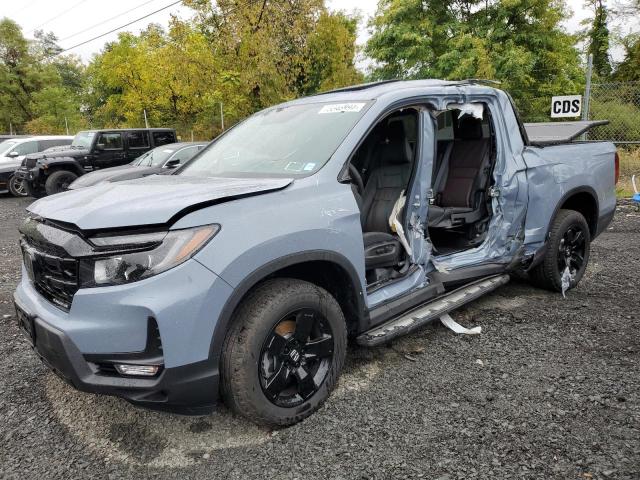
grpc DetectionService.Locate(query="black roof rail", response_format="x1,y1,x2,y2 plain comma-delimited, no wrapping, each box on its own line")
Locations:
459,78,502,86
314,79,404,95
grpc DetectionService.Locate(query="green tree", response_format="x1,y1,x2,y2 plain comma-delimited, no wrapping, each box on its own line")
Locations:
584,0,612,78
365,0,585,120
0,18,84,134
85,1,362,137
613,33,640,81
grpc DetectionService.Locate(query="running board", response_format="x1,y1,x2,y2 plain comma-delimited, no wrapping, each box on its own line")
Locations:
356,274,510,347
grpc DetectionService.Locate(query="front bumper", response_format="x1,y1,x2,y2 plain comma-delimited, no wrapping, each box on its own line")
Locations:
14,258,234,413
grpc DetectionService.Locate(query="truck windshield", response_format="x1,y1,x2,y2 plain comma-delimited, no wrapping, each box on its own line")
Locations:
132,147,175,167
0,140,18,156
179,101,371,178
71,131,96,149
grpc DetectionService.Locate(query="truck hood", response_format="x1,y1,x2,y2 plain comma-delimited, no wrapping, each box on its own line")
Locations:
25,147,88,161
28,174,293,230
68,164,160,189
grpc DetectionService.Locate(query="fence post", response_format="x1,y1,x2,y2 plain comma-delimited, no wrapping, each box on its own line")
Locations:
582,53,593,140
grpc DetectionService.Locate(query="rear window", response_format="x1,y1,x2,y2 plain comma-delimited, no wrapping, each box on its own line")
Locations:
128,131,150,149
152,131,176,147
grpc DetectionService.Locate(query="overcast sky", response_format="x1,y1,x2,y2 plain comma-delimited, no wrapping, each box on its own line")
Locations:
0,0,631,65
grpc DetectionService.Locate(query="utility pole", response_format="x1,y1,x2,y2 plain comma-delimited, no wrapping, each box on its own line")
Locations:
581,53,593,141
220,102,224,131
9,121,13,136
143,109,149,129
64,116,69,135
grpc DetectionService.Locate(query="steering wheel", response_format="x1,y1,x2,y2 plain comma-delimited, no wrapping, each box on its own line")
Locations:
348,164,365,196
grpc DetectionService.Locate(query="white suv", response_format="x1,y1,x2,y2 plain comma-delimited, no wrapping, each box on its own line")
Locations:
0,136,73,196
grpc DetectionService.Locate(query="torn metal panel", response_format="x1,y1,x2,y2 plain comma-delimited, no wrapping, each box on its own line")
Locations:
449,102,484,119
430,91,529,272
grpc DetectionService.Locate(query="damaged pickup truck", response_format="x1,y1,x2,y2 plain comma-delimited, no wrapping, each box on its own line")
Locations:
14,80,618,427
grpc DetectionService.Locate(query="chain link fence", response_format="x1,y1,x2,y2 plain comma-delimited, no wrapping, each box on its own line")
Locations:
515,81,640,144
588,81,640,144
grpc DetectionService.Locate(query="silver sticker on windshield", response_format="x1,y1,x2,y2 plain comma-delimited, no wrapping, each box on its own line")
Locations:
285,162,304,172
318,103,366,114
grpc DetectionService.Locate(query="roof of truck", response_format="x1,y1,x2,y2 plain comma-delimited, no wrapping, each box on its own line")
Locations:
79,128,175,133
282,79,501,107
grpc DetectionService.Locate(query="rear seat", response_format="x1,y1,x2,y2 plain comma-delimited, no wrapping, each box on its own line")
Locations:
428,115,492,229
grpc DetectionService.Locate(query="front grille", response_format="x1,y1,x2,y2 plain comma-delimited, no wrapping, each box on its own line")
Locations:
21,241,79,311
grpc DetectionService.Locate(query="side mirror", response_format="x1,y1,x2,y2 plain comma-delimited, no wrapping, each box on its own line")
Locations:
96,143,105,151
164,159,180,169
7,151,19,158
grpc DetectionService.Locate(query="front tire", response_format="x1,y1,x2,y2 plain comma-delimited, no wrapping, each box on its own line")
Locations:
45,170,78,195
221,278,347,427
24,180,47,198
530,209,591,292
8,175,27,197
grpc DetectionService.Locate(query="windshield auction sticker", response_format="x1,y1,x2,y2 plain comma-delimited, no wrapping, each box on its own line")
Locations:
319,103,366,114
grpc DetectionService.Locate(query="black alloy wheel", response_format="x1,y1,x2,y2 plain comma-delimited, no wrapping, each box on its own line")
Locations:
259,308,334,407
557,225,587,279
529,209,591,292
221,278,347,427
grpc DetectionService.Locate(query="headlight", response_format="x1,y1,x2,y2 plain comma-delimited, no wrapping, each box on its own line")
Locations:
79,225,219,287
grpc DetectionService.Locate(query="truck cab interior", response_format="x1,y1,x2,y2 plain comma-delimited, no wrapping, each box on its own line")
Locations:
429,106,497,255
348,103,498,289
349,107,418,288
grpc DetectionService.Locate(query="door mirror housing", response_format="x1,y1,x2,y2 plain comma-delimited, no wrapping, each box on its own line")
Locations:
164,159,180,169
7,151,19,158
96,143,105,151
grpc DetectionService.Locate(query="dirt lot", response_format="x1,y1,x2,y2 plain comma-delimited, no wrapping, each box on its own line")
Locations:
0,194,638,480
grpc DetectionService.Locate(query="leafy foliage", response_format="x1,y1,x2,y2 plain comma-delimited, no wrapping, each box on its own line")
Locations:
364,0,585,119
84,1,362,138
0,18,84,134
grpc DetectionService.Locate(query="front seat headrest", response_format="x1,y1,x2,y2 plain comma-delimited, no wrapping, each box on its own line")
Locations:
457,115,484,140
380,120,412,164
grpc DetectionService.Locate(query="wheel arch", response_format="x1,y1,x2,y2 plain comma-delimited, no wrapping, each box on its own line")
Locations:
209,251,367,366
548,186,599,239
43,159,85,177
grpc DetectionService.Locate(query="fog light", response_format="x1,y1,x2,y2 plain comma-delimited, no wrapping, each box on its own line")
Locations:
114,364,160,376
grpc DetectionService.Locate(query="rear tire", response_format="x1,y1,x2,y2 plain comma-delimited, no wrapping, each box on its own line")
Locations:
221,278,347,427
45,170,78,195
529,209,590,292
8,175,27,197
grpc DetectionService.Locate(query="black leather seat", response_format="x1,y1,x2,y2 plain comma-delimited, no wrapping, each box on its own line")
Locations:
358,121,413,270
428,115,492,229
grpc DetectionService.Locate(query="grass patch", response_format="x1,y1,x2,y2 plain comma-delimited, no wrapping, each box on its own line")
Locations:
617,147,640,199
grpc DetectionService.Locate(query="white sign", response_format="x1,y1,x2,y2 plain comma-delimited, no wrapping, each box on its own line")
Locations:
551,95,582,118
318,102,366,114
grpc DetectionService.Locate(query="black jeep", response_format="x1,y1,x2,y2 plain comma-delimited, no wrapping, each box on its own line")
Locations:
16,128,177,197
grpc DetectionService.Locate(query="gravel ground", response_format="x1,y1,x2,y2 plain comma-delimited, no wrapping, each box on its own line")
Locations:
0,194,638,480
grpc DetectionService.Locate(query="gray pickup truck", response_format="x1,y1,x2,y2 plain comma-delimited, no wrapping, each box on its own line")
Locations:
14,80,617,427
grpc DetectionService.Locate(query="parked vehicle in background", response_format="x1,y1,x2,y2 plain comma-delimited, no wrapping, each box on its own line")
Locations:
13,80,617,427
68,142,207,190
0,136,73,197
15,128,177,197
